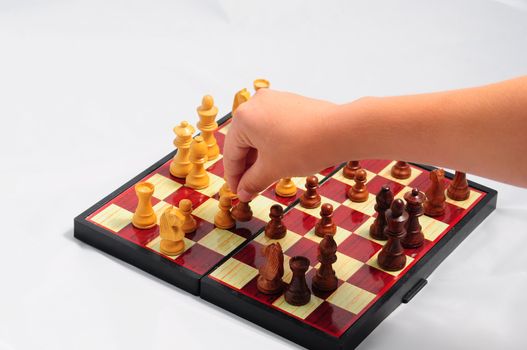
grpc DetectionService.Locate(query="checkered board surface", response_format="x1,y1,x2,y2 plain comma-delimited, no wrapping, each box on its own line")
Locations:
207,159,486,337
84,120,335,277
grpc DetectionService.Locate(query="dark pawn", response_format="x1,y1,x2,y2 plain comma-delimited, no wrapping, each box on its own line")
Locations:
284,256,311,306
265,205,287,239
391,161,411,179
369,185,394,240
300,176,321,209
343,161,361,179
315,203,337,237
447,171,470,201
348,169,369,202
378,199,409,271
231,201,253,222
424,169,446,217
257,243,285,295
312,234,338,293
401,188,425,249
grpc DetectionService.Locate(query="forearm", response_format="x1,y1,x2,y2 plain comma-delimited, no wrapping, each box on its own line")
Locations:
331,77,527,187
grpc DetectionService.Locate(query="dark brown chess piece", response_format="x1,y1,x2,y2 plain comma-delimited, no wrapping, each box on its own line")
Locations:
231,200,253,222
300,176,321,209
391,161,411,179
424,169,446,217
347,168,369,202
284,256,311,306
401,188,425,249
312,234,338,293
378,199,408,271
343,161,361,179
315,203,337,237
447,171,470,201
265,205,287,239
369,185,394,240
257,243,285,294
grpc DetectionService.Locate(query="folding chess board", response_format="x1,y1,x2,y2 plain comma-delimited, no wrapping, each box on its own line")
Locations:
74,114,497,349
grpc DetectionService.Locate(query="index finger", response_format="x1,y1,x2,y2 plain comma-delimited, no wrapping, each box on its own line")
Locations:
222,121,253,194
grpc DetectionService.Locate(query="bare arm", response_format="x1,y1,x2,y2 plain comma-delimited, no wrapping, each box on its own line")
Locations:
224,76,527,202
333,76,527,187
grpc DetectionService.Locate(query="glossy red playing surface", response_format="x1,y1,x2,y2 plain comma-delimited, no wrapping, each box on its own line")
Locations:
208,160,486,337
85,121,335,276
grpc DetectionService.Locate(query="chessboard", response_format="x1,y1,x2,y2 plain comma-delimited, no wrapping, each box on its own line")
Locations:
201,159,497,349
74,113,336,295
74,108,497,349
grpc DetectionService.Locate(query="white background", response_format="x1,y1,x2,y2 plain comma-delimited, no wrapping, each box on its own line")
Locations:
1,1,527,349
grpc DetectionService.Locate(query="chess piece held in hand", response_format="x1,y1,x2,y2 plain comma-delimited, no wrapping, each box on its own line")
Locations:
231,200,253,222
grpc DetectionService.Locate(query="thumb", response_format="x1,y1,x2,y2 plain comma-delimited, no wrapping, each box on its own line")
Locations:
236,158,274,202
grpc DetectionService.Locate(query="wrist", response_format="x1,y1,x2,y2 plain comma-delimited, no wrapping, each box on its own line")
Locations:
330,96,384,162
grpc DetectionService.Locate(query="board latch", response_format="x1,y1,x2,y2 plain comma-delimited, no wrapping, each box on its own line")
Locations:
402,278,428,303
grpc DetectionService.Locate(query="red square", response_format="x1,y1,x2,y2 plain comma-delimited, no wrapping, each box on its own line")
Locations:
320,165,338,177
404,238,433,259
338,234,382,263
283,208,317,236
206,158,225,178
284,237,319,266
165,186,210,209
240,276,282,305
332,205,369,233
361,159,391,173
215,128,226,151
111,186,146,213
185,218,215,242
408,170,432,191
346,264,394,295
261,185,302,207
116,223,159,247
232,241,266,269
154,160,175,180
366,175,405,197
230,217,266,239
174,243,224,275
305,301,357,337
318,178,349,203
433,201,465,225
305,268,344,300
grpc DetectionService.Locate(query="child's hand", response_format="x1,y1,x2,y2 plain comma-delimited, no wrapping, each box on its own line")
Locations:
223,89,338,202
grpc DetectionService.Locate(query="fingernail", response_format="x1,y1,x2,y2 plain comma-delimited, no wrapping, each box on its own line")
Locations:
237,189,254,202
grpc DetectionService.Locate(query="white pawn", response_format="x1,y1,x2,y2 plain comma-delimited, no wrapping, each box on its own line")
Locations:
214,195,235,229
179,199,197,233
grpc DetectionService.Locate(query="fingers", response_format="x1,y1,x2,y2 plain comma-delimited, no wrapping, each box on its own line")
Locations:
236,158,274,202
223,121,252,194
